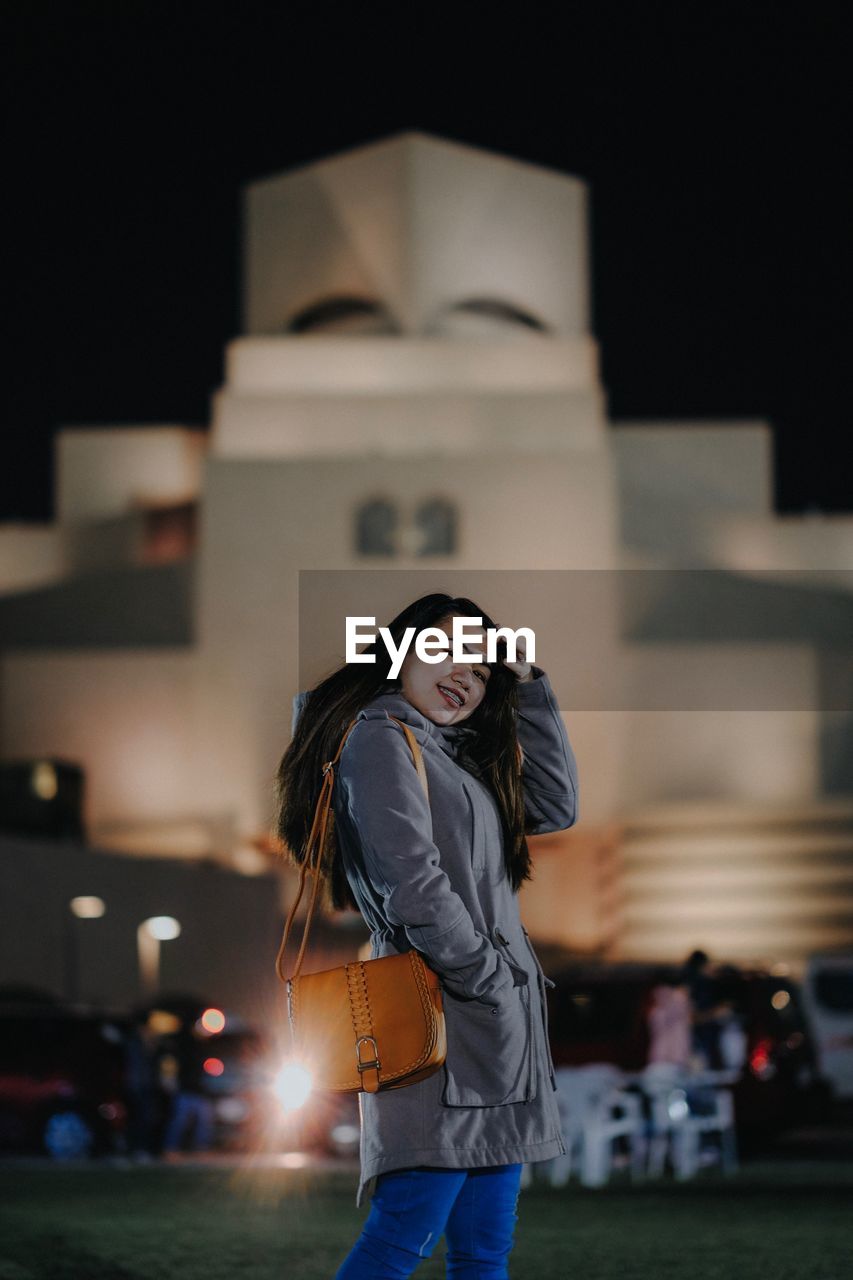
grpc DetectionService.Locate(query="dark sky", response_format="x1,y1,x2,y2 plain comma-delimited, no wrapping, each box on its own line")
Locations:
3,2,850,521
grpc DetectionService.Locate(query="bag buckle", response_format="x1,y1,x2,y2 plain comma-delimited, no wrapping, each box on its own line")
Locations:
322,760,335,777
355,1035,380,1073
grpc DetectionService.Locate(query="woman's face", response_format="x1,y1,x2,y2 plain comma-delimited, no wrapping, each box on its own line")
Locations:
398,614,491,726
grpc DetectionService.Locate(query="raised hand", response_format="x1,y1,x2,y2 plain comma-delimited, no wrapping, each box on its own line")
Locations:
498,635,534,683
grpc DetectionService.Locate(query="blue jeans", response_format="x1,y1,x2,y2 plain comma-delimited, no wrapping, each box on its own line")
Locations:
162,1091,215,1153
335,1164,523,1279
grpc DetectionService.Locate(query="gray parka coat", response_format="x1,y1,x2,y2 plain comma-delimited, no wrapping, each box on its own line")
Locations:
293,666,578,1206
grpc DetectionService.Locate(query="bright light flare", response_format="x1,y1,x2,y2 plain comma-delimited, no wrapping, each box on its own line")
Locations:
32,761,58,800
272,1062,313,1112
331,1123,360,1146
70,895,106,919
148,1010,181,1035
203,1057,225,1077
143,915,181,941
750,1037,776,1080
667,1088,689,1122
277,1152,309,1168
201,1007,226,1034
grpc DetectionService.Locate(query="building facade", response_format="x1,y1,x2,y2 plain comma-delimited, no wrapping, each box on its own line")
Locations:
2,133,852,995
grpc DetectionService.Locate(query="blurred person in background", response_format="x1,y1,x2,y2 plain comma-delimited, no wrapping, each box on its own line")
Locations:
161,1022,215,1158
713,964,748,1073
123,1011,164,1160
684,949,727,1070
646,969,692,1068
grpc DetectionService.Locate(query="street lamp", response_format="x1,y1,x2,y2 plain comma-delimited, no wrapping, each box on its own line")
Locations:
63,896,107,1002
137,915,181,998
70,896,106,919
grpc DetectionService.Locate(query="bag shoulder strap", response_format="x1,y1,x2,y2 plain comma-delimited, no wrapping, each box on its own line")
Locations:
275,714,429,984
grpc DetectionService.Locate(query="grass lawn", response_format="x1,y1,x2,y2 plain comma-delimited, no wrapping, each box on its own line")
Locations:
0,1160,851,1279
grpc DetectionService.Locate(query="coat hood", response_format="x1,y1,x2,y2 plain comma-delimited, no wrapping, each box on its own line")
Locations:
360,685,481,763
291,683,480,764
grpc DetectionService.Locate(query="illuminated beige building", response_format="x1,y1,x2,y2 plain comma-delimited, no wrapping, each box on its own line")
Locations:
1,132,852,983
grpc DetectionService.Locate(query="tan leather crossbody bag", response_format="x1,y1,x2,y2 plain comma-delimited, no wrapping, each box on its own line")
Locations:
275,716,447,1094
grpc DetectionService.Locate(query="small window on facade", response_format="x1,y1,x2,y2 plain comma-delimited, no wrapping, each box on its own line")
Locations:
286,296,400,336
355,498,398,556
414,498,457,557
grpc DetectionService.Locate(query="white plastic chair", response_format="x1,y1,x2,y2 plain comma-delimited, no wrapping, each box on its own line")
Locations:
640,1063,738,1180
641,1063,688,1179
678,1070,739,1178
544,1064,646,1188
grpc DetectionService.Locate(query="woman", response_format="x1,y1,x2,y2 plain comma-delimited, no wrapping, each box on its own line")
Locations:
646,971,692,1068
275,593,579,1278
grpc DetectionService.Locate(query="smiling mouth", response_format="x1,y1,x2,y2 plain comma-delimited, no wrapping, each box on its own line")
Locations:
437,684,466,708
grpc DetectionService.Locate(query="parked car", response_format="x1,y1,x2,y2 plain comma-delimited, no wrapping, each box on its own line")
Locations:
146,998,359,1157
800,953,853,1100
546,961,826,1144
0,1002,129,1157
0,995,359,1159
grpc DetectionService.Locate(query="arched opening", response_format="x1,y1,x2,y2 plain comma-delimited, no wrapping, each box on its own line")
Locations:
427,297,549,339
286,296,400,336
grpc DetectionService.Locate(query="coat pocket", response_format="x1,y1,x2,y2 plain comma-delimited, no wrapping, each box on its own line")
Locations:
440,984,534,1108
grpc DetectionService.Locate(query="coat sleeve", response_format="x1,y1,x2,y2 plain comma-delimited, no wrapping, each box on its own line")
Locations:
336,718,518,1006
515,666,579,833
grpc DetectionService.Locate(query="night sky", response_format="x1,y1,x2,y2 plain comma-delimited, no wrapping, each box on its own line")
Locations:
3,2,850,521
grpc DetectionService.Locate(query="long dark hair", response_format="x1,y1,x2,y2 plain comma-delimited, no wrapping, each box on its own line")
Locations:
274,592,534,910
